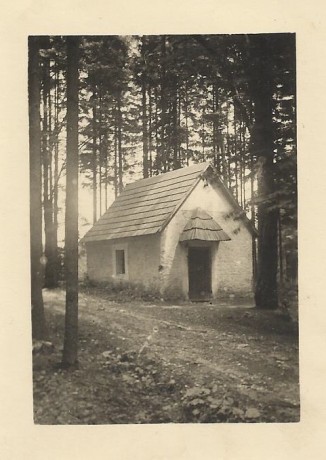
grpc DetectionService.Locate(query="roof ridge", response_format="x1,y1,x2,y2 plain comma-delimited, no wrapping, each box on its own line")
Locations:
83,162,211,242
124,162,211,190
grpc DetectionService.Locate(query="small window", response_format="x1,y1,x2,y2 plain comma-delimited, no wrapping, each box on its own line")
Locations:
115,249,125,275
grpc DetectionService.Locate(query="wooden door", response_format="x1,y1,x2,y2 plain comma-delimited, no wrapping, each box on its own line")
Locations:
188,247,212,301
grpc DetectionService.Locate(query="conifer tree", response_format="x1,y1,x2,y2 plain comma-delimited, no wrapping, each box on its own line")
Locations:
62,36,79,367
29,36,47,339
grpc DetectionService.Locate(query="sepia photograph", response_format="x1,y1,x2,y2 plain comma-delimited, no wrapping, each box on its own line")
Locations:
30,34,299,425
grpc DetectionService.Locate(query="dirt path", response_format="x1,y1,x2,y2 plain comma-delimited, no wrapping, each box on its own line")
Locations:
33,288,299,424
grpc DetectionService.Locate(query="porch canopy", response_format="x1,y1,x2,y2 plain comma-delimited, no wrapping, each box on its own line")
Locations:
179,207,231,242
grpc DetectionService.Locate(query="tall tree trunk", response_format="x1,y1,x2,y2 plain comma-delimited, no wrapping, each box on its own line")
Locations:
250,36,278,309
241,119,247,208
172,82,179,169
148,86,153,176
154,87,159,173
98,90,102,216
142,80,149,178
239,118,244,207
160,36,167,172
114,106,118,197
201,106,205,158
226,99,232,188
185,80,189,166
62,36,79,367
219,131,227,185
29,36,47,340
216,85,227,183
117,95,123,194
92,91,97,223
178,88,181,165
104,133,108,210
42,57,57,288
278,210,284,287
250,153,257,285
53,63,59,283
212,84,219,170
233,103,239,202
255,156,278,309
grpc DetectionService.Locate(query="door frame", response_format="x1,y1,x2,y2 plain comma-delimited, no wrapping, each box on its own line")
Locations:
187,244,212,301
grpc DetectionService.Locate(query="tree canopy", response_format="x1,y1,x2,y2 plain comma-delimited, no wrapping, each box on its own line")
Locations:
30,34,297,349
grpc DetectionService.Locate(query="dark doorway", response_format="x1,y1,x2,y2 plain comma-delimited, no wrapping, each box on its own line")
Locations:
188,247,212,301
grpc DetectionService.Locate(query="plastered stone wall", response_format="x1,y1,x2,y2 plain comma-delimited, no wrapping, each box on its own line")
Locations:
160,178,254,298
86,234,161,290
127,234,161,289
86,240,114,282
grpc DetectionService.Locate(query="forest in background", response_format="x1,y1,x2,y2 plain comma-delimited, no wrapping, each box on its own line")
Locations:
29,35,297,366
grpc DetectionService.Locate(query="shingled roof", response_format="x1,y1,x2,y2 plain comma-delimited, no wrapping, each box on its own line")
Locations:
179,208,231,242
83,162,211,242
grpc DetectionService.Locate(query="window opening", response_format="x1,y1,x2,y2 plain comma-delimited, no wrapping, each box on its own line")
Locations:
115,249,125,275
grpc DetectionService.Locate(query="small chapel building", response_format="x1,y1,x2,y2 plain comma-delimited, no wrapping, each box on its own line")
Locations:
83,162,256,300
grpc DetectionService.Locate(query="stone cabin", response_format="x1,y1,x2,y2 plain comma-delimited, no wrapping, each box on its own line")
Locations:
83,162,256,300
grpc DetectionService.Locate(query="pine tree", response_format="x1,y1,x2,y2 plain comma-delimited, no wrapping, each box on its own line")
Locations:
62,36,79,367
29,36,47,339
79,36,132,214
38,36,67,288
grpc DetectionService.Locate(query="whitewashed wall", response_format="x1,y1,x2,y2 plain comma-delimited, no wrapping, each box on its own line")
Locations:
160,178,253,298
86,234,161,290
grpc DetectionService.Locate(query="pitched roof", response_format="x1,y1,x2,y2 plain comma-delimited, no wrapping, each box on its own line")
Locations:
179,208,231,242
83,162,211,242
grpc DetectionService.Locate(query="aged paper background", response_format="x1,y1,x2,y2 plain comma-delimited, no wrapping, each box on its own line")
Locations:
0,1,325,458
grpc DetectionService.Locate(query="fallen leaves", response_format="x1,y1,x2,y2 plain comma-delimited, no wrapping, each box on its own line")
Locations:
245,408,261,419
33,340,55,354
33,289,300,424
181,384,262,423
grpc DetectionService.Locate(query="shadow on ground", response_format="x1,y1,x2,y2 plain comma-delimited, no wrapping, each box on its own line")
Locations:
33,287,299,424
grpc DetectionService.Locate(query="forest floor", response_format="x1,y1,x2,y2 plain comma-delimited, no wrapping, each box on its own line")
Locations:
33,287,300,424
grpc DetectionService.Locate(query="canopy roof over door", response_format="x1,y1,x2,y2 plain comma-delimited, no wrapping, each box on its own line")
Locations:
179,207,231,242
